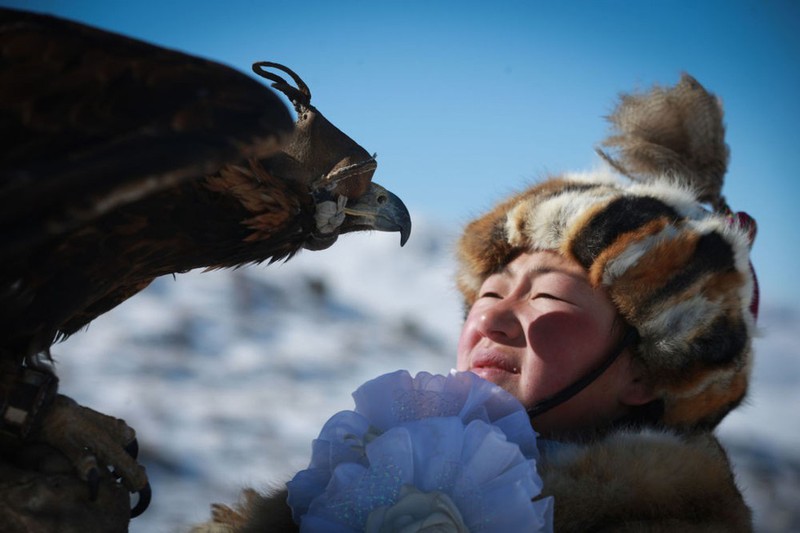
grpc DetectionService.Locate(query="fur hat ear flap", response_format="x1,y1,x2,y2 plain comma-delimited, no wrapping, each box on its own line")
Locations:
456,185,532,308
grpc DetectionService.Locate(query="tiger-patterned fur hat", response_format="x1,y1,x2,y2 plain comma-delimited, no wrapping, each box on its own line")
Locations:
456,75,757,430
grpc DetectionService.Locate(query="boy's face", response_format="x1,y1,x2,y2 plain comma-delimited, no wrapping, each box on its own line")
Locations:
456,251,653,436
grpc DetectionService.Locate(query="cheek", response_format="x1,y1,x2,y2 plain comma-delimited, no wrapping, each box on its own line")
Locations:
527,310,613,367
519,310,614,406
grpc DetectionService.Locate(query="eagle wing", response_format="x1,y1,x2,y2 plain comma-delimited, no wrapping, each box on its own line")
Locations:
0,7,294,262
1,7,411,355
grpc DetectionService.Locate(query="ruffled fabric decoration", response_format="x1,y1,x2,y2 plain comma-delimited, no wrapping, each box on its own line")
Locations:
287,370,553,532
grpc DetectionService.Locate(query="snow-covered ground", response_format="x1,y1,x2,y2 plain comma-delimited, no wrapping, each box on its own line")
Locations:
53,217,800,532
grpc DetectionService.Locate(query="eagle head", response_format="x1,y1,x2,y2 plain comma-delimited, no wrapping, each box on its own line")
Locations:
253,62,411,251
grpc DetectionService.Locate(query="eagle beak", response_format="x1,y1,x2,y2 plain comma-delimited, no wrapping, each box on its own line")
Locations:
343,182,412,246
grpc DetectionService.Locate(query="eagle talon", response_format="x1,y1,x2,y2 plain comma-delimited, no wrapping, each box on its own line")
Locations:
87,466,100,501
112,437,140,479
131,482,152,518
29,394,150,513
124,438,139,460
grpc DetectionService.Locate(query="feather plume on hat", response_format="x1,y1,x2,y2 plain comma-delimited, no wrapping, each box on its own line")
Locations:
597,74,729,208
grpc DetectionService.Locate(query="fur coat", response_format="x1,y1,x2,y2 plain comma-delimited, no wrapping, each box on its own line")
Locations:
193,428,751,532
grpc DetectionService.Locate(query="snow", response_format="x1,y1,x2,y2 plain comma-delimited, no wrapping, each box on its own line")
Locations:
53,216,800,532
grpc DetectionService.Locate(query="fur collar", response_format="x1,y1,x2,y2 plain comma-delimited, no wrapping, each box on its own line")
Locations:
539,428,751,531
195,428,751,532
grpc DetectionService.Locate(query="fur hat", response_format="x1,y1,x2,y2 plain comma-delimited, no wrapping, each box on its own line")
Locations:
456,75,757,430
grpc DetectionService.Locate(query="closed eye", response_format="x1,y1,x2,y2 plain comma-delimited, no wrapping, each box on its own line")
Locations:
535,293,559,300
534,293,579,306
479,291,502,299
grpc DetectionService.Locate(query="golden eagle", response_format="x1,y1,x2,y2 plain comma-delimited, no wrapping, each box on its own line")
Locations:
0,7,410,519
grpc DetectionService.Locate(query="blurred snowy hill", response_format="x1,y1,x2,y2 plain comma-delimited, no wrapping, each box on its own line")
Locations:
53,217,799,533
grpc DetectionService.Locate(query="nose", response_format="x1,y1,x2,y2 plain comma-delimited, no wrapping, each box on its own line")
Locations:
475,298,525,346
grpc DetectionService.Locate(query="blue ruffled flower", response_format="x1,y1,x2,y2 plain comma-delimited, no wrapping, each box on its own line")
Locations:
287,370,553,532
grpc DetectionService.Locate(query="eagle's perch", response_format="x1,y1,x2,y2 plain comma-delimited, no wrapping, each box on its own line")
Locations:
0,6,410,525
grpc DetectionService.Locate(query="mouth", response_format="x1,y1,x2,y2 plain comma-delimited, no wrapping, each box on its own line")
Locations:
470,351,521,377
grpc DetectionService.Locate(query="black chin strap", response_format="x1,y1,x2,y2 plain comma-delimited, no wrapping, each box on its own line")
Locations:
527,328,640,419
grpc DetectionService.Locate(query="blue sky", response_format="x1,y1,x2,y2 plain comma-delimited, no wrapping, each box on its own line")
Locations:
5,0,800,307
